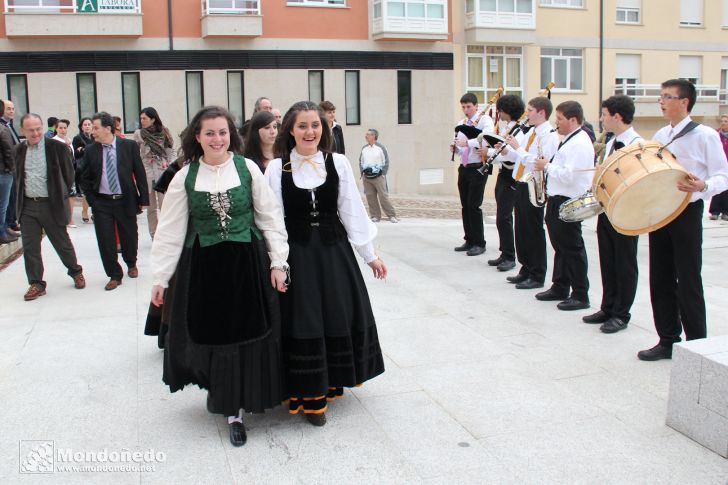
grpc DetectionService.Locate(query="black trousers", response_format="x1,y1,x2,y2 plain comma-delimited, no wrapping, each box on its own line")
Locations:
494,167,516,260
92,197,138,280
20,198,82,286
6,174,17,226
457,164,488,247
513,183,547,283
649,200,706,346
545,195,589,301
596,213,638,321
708,190,728,215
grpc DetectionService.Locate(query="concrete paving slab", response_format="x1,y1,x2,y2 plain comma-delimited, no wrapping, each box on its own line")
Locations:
1,208,728,483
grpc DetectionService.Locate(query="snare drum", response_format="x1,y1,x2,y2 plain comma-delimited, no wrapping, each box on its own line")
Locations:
558,191,603,222
592,141,691,236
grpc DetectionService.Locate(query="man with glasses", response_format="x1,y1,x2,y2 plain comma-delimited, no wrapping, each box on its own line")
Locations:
637,79,728,361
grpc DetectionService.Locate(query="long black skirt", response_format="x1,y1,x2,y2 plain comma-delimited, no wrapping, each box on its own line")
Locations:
280,230,385,400
162,237,286,416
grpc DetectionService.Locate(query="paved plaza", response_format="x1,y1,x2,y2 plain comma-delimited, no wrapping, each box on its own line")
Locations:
1,205,728,484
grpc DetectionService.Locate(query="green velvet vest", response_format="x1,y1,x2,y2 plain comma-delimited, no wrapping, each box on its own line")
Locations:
184,155,261,248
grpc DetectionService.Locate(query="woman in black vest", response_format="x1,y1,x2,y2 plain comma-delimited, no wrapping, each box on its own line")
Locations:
265,101,387,426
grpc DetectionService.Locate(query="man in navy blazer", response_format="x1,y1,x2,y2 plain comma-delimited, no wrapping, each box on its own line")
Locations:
80,112,148,290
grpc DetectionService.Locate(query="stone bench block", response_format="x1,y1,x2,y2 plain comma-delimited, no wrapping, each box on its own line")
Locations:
666,336,728,458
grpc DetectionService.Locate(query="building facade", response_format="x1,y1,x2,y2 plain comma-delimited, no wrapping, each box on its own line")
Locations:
1,1,727,197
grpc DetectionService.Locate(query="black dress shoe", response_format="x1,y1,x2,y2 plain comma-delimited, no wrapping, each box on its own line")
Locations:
305,413,327,427
557,298,590,311
515,278,544,290
487,256,504,266
535,288,569,301
497,259,516,272
600,317,628,334
637,343,672,361
454,243,473,252
229,422,247,447
582,310,609,324
507,273,528,284
466,245,486,256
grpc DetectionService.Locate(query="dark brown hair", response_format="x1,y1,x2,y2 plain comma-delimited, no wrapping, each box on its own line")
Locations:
243,110,277,168
528,96,553,119
274,101,332,157
319,100,336,112
661,78,697,112
555,100,584,125
180,106,243,163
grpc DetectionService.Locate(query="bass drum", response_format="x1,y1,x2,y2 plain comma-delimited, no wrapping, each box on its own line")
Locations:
592,141,691,236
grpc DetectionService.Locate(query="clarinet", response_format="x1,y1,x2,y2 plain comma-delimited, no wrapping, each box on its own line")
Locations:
477,118,529,176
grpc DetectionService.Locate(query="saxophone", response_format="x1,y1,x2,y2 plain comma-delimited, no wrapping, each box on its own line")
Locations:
524,134,547,207
593,130,608,166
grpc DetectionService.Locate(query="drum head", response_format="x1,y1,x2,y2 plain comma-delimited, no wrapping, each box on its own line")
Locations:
608,170,691,236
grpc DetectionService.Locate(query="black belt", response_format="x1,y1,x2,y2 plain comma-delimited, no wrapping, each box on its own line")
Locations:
96,193,124,200
25,196,49,201
462,163,483,169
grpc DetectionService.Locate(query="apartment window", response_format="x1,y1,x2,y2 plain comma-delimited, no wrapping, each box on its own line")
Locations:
308,70,324,105
287,0,345,6
540,48,583,91
186,71,204,124
679,56,701,85
616,0,640,23
721,58,728,103
540,0,582,7
206,1,261,14
121,72,140,134
615,54,640,95
680,0,703,26
6,74,29,128
226,71,245,128
479,0,533,14
724,0,728,27
344,70,360,125
397,71,412,124
466,45,523,103
377,0,446,18
76,73,97,120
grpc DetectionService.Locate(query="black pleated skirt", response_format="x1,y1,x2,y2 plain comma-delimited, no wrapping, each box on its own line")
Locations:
161,237,286,416
280,230,385,399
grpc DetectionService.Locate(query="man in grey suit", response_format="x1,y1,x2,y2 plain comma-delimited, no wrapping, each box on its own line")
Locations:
15,113,85,301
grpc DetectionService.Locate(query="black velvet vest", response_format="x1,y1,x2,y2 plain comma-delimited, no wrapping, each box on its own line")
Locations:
281,153,348,244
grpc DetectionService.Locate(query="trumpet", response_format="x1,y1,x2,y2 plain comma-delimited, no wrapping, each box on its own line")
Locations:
477,113,529,176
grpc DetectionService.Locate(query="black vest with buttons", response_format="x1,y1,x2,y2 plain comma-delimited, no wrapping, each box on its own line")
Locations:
281,152,348,244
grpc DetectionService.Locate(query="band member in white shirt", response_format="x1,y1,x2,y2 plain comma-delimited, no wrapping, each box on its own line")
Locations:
452,93,495,256
533,101,593,311
638,79,728,361
583,95,643,334
499,96,559,289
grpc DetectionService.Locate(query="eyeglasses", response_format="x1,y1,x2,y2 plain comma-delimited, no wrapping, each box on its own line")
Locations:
658,94,683,102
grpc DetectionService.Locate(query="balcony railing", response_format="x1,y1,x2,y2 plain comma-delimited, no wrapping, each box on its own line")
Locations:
3,0,142,14
372,0,448,40
614,84,720,102
202,0,260,15
464,0,536,30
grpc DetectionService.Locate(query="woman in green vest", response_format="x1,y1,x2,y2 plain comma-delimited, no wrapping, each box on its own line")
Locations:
149,106,289,447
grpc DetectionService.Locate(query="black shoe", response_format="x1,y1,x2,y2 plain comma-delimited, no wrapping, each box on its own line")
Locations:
535,288,569,301
497,259,516,272
487,256,504,266
507,273,528,284
557,298,590,311
582,310,609,324
637,344,672,361
466,245,486,256
600,317,628,334
515,278,544,290
454,243,472,252
305,413,327,427
229,422,247,447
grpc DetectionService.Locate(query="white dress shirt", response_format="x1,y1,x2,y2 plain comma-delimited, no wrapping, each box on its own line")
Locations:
151,154,289,288
511,122,559,182
467,120,518,168
603,126,642,159
545,128,595,198
653,116,728,202
265,149,378,263
456,110,495,166
359,144,386,170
